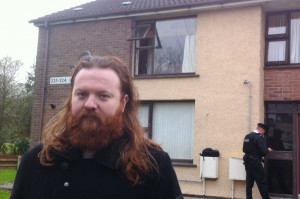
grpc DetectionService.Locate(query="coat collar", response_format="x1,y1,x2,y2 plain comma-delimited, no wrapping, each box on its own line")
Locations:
92,144,121,169
50,141,122,170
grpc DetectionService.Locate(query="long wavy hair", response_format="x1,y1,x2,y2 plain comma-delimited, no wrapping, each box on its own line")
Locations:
40,56,161,185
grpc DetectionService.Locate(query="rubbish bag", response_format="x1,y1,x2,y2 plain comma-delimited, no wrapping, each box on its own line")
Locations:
200,148,220,157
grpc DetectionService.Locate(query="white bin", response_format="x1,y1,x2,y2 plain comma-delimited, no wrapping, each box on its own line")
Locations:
200,156,219,179
229,157,246,180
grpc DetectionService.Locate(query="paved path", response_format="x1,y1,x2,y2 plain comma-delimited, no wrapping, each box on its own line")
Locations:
0,183,13,191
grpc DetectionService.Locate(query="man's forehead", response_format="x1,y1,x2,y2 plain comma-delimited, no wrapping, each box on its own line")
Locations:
76,68,119,81
73,68,122,90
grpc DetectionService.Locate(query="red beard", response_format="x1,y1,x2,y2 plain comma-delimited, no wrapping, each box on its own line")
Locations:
66,108,125,151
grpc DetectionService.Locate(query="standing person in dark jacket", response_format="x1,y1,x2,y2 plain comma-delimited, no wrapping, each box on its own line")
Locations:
243,123,272,199
11,55,183,199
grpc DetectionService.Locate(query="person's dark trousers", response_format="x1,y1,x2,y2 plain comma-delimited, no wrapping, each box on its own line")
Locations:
244,156,270,199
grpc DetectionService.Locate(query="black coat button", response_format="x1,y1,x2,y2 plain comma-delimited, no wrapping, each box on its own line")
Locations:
64,182,70,187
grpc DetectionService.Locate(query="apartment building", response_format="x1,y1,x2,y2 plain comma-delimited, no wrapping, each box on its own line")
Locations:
30,0,300,198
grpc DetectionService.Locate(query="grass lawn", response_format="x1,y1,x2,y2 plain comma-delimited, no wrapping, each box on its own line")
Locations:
0,169,16,184
0,191,10,199
0,169,16,199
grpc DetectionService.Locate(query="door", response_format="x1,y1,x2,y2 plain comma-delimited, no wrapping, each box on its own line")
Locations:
298,114,300,196
266,104,294,197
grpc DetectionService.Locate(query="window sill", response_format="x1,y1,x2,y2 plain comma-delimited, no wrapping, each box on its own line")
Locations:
171,159,197,167
264,64,300,69
134,74,200,79
172,162,197,167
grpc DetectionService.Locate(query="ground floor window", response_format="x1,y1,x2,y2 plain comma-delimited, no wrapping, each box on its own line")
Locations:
138,101,195,163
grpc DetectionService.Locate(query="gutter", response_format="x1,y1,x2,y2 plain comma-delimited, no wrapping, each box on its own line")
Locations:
33,0,271,27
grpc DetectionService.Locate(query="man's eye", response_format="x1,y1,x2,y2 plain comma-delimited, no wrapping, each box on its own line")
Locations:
77,92,87,98
99,94,110,100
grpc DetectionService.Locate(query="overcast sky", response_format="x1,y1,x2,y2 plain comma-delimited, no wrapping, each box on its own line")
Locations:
0,0,93,82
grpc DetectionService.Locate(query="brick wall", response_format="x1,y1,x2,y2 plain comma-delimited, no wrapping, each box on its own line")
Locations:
30,18,133,146
264,68,300,101
30,27,48,146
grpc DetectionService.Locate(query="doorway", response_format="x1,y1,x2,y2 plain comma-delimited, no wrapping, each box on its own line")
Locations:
298,114,300,196
265,103,297,197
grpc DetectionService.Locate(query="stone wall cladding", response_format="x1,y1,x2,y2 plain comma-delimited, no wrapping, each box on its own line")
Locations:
30,18,133,146
264,68,300,101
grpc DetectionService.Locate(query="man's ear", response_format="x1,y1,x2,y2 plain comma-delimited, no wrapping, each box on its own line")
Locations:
121,94,129,112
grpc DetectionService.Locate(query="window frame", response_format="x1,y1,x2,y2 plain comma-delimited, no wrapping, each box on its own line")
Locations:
265,10,300,68
138,100,195,165
127,23,152,40
127,23,162,49
128,16,197,77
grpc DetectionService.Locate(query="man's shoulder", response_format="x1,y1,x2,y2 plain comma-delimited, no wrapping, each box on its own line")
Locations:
244,132,253,138
17,144,43,171
22,144,43,160
148,144,166,154
246,131,260,137
147,145,171,163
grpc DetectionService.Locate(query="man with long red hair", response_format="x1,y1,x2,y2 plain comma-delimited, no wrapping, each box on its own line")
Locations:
11,55,183,199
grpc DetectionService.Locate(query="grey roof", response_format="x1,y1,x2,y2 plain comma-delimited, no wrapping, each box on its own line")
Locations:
29,0,259,25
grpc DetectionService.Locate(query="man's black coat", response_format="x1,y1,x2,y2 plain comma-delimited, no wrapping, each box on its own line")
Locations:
10,143,183,199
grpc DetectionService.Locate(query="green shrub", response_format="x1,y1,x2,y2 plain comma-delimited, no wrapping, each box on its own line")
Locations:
0,143,15,154
0,138,29,155
14,138,29,155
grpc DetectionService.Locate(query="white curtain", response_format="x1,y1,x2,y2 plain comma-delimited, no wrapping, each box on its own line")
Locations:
290,15,300,63
152,102,194,160
182,35,196,73
268,14,286,35
137,104,150,128
268,41,286,62
268,27,286,35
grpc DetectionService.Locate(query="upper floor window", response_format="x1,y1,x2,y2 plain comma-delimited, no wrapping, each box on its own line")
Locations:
128,17,197,76
265,11,300,66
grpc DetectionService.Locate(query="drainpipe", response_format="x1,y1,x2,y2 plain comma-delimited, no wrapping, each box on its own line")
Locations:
244,80,252,132
227,80,253,199
39,20,49,140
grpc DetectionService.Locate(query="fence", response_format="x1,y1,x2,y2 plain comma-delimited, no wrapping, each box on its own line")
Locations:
0,154,19,169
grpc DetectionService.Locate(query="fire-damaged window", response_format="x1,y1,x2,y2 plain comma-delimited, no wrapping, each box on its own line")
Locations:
128,17,197,76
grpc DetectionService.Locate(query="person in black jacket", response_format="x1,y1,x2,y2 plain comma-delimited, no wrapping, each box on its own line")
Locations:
243,123,272,199
11,55,183,199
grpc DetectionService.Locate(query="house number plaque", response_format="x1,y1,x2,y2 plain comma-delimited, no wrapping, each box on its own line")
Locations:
50,77,71,85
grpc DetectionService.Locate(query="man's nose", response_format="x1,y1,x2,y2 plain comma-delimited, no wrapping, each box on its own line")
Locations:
84,96,97,110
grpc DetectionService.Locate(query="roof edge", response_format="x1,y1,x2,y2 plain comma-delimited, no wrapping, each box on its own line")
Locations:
31,0,271,27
